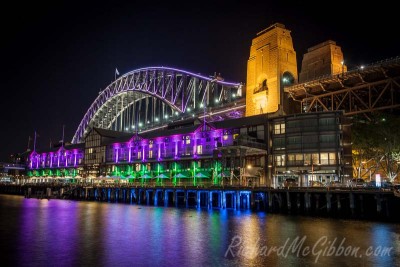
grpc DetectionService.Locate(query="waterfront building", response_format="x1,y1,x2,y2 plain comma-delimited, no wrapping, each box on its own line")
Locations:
27,111,350,187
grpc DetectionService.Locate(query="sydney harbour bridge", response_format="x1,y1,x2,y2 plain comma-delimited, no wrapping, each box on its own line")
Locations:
72,57,400,145
72,67,244,144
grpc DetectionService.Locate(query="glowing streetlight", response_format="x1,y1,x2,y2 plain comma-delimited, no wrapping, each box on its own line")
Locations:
341,60,345,78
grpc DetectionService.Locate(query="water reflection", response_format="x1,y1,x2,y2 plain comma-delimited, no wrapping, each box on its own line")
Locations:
0,195,398,266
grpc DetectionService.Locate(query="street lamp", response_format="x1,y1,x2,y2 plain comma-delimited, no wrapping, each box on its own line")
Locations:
341,61,344,78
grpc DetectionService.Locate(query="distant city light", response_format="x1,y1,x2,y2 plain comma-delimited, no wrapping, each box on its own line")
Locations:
187,107,191,112
155,118,159,122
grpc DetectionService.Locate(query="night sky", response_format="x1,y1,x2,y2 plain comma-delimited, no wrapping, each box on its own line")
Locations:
1,1,398,161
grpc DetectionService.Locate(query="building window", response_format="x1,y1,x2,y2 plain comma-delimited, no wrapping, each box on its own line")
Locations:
275,155,285,166
312,153,319,165
274,123,285,134
320,153,329,165
197,145,203,155
319,118,335,126
320,135,335,143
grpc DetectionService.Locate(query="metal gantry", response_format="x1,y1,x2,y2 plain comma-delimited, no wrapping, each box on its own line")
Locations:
285,57,400,116
72,67,243,144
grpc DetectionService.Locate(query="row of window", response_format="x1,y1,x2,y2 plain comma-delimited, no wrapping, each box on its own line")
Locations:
273,117,338,135
273,135,338,149
30,153,84,168
274,153,338,166
107,144,218,162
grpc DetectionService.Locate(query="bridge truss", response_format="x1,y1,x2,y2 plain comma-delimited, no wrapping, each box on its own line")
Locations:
285,57,400,117
72,67,243,144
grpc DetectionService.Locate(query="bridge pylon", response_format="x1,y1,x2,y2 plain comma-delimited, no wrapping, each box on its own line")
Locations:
245,23,298,116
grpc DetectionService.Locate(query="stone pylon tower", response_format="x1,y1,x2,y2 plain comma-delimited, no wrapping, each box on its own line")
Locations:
245,23,298,116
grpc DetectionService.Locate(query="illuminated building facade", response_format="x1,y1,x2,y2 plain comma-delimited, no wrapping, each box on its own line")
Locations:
28,144,84,183
28,111,350,187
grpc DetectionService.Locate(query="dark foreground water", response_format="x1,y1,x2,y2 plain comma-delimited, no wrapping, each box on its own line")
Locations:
0,195,399,267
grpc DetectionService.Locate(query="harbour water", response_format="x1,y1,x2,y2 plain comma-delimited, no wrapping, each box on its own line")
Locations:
0,194,399,266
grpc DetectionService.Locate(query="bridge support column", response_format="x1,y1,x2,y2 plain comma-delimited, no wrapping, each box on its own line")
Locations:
384,197,389,218
359,195,364,216
174,190,177,207
375,194,382,215
185,190,188,208
208,191,213,209
132,188,137,204
326,193,332,213
277,193,282,210
236,191,240,210
268,191,273,211
304,192,311,212
46,188,52,198
250,192,255,210
315,194,320,211
296,193,301,210
336,194,341,211
164,190,169,206
222,191,226,209
349,193,355,216
154,190,158,206
286,192,291,212
197,191,201,208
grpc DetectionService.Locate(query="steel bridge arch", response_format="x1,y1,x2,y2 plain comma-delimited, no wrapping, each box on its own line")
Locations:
72,67,242,144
